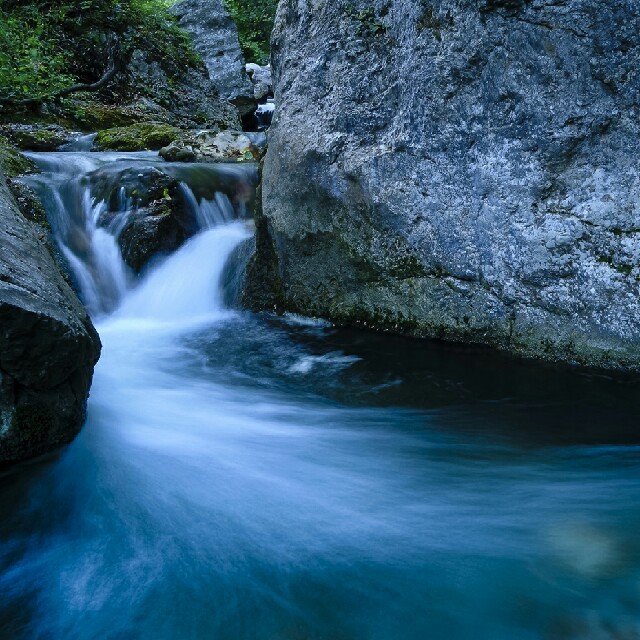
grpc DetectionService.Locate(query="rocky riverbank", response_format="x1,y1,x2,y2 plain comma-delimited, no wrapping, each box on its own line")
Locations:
0,169,101,464
0,0,273,464
248,0,640,371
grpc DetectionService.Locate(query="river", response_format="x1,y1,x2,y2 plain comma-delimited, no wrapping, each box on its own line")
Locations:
1,152,640,640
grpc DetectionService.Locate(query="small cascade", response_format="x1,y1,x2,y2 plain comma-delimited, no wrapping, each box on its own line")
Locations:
61,133,97,152
255,99,275,130
112,223,250,324
243,99,275,131
179,184,237,229
22,151,257,318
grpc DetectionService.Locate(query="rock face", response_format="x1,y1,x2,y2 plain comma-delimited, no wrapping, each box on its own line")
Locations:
246,63,273,102
0,172,101,464
249,0,640,370
171,0,255,115
124,49,241,130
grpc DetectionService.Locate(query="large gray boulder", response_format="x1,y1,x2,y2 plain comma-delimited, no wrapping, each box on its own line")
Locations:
248,0,640,370
171,0,255,115
0,172,101,464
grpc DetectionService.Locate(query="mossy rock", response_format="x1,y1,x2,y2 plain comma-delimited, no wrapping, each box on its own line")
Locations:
63,98,165,131
6,126,70,151
94,123,182,151
7,180,50,231
0,136,37,178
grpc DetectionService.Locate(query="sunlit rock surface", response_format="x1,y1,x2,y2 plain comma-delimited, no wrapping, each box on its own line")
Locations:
160,130,266,163
250,0,640,370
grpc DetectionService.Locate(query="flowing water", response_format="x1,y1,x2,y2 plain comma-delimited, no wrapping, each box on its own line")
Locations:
2,152,640,640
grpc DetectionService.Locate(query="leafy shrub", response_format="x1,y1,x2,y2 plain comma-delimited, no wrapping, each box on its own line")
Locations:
223,0,278,65
0,6,75,100
0,0,200,103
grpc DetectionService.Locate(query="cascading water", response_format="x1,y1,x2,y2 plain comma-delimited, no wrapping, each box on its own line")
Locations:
2,151,640,639
22,151,256,317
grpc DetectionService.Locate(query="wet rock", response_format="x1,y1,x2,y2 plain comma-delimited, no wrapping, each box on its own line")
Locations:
93,123,182,151
160,130,266,163
89,166,173,210
109,169,195,273
0,170,101,464
118,199,192,274
250,0,640,371
171,0,255,116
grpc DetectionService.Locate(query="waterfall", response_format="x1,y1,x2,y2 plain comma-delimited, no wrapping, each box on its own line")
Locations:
22,151,256,318
112,224,250,324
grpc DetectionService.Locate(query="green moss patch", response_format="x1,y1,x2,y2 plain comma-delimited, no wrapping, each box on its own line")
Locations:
94,123,181,151
0,136,36,177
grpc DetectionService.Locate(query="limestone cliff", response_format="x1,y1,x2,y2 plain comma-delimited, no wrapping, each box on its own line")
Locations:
172,0,255,115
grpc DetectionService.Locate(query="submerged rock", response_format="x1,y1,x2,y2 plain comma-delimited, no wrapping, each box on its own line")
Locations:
250,0,640,371
171,0,255,116
0,171,101,464
160,130,265,163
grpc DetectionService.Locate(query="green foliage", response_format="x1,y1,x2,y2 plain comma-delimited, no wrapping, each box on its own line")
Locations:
0,0,199,103
0,6,75,100
416,4,454,41
344,5,387,37
223,0,277,64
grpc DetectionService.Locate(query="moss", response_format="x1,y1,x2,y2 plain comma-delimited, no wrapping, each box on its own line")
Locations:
94,123,182,151
597,254,634,276
7,180,50,231
0,136,37,178
344,6,387,37
63,99,153,130
8,128,67,151
417,4,454,40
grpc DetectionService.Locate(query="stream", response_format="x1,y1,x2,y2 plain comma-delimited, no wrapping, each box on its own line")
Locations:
1,152,640,639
